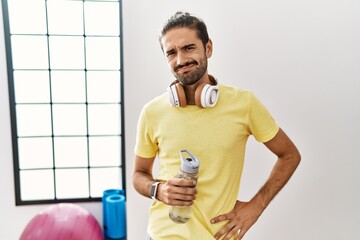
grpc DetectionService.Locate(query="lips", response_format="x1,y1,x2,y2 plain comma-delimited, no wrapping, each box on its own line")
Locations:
175,61,198,72
177,64,195,73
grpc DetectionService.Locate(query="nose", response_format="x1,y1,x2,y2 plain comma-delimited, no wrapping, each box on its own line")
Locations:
175,51,187,66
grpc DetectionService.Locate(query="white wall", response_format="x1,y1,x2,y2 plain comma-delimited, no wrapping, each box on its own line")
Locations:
1,0,359,239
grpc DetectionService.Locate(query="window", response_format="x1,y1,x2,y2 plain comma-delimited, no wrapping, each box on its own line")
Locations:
2,0,125,205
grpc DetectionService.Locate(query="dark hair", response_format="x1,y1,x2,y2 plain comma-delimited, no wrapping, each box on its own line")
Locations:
159,11,209,50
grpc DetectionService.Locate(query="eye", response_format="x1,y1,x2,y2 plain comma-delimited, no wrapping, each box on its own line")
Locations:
166,50,176,58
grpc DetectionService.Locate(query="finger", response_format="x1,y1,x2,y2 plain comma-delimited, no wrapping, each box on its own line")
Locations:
170,192,196,201
222,226,240,240
167,185,197,196
163,187,196,206
213,222,235,240
236,227,248,240
211,213,229,224
162,188,194,206
168,178,196,187
233,230,239,240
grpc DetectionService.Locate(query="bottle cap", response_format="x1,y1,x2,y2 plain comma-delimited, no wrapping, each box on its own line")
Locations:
180,150,200,174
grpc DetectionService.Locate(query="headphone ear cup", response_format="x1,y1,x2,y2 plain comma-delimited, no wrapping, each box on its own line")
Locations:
195,83,219,108
175,83,187,107
195,83,207,108
168,82,187,107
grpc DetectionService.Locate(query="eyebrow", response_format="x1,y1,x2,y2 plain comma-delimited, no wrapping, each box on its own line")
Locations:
165,48,175,55
181,44,196,50
165,43,196,55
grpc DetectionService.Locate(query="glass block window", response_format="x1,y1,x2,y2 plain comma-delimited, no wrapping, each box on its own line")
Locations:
2,0,125,205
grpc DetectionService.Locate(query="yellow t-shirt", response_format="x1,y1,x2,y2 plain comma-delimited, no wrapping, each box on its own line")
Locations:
135,84,279,239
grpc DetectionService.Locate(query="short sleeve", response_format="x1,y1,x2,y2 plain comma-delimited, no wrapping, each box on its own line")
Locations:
134,107,158,158
248,93,279,142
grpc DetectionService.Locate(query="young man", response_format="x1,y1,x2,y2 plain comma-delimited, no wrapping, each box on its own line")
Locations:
133,12,301,240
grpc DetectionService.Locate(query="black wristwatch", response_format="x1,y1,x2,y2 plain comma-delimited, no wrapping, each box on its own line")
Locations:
150,182,161,200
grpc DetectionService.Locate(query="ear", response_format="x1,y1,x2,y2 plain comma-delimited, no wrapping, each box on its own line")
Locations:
205,39,213,58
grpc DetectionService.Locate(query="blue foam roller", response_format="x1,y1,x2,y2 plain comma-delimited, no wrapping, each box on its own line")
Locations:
102,189,125,238
105,194,126,239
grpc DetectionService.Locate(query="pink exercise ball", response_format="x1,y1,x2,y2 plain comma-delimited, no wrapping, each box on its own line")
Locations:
20,203,103,240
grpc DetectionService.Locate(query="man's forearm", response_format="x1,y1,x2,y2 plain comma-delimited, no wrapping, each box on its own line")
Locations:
251,153,301,212
133,170,156,199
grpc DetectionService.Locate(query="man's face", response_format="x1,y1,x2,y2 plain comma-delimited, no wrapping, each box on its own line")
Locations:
161,28,212,85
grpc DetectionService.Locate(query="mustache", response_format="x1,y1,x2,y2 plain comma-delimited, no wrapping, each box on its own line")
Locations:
175,60,198,72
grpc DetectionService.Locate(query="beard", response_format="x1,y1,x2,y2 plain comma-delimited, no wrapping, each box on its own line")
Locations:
172,56,208,86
